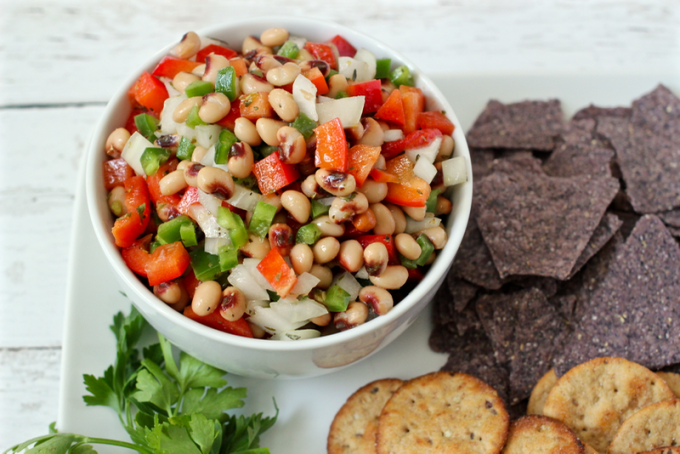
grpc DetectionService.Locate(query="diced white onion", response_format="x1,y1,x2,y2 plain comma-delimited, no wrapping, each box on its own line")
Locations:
227,185,262,212
333,271,362,302
189,204,229,238
292,74,318,121
176,122,197,141
290,272,320,296
246,299,269,316
121,132,154,176
405,137,442,164
384,129,405,142
198,145,229,173
316,97,365,128
198,189,222,216
316,96,334,103
270,329,321,341
205,237,231,255
442,156,469,187
160,94,186,135
270,297,328,323
248,306,307,335
413,157,438,184
353,48,377,81
337,56,369,82
162,78,181,98
228,265,270,302
316,197,335,206
195,125,222,149
405,212,442,234
243,258,275,292
355,266,369,280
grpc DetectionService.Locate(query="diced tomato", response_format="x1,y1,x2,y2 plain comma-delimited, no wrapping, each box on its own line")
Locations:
314,117,348,172
330,35,357,57
369,168,399,184
112,176,151,248
400,85,425,134
303,67,329,96
229,57,248,77
381,128,443,160
103,158,135,191
347,144,381,187
146,242,191,286
121,234,152,277
151,56,202,79
347,79,383,114
416,111,455,135
252,152,300,194
131,72,169,114
407,268,425,282
183,305,254,338
216,103,242,130
375,89,405,126
239,92,274,121
304,42,337,69
177,187,200,216
257,248,298,298
357,234,399,265
183,268,201,298
351,209,377,233
196,44,238,63
384,155,431,208
146,159,182,208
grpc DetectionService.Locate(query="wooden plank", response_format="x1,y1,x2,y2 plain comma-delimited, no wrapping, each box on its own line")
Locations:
1,0,678,106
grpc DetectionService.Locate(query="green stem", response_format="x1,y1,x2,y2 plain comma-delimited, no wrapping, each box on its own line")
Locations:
80,437,154,454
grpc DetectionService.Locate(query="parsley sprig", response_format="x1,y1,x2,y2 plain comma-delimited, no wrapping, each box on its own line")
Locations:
5,307,277,454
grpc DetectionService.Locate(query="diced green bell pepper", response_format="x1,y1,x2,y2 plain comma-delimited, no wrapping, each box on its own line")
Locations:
134,113,159,142
186,104,206,128
217,206,248,249
325,69,338,81
415,234,435,266
179,222,198,247
176,136,196,161
295,223,322,245
233,175,259,192
389,65,414,87
277,41,299,59
215,66,239,102
156,214,193,245
248,201,277,239
311,199,330,219
426,188,443,214
149,241,160,254
189,247,222,281
290,113,317,139
324,285,351,312
254,145,280,159
218,245,239,272
400,254,418,269
140,147,171,176
335,91,348,99
184,80,214,98
375,58,392,79
214,129,238,165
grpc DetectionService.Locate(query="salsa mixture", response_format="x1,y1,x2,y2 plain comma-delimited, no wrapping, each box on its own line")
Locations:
102,28,467,340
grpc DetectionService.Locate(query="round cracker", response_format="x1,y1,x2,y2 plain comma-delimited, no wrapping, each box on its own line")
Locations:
584,443,600,454
637,448,680,454
542,357,675,453
528,368,558,415
328,378,404,454
501,415,585,454
656,372,680,398
377,371,509,454
608,400,680,454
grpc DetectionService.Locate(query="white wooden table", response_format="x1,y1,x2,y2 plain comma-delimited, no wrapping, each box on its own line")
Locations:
1,0,678,447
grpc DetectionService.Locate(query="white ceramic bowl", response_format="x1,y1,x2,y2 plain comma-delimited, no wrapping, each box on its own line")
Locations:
86,16,472,379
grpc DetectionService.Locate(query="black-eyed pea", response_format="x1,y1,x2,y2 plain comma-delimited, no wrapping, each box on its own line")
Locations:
376,120,390,132
266,62,301,87
327,73,348,98
381,80,396,99
240,233,271,259
153,281,184,305
256,118,287,146
363,242,389,277
358,117,385,147
262,193,282,212
310,312,331,327
191,281,222,316
315,169,356,197
218,287,246,322
277,126,306,164
183,162,205,187
177,160,192,172
198,92,231,124
197,166,235,200
313,215,345,237
436,196,452,215
194,146,210,162
385,203,407,234
310,264,333,289
338,240,364,273
437,135,455,162
192,64,206,77
281,190,311,223
155,134,181,150
173,31,201,59
173,96,203,123
248,321,266,339
358,179,387,204
260,27,289,47
425,250,436,265
334,302,369,331
371,203,396,235
312,237,340,264
242,36,263,54
374,155,386,170
159,170,188,196
105,128,130,158
299,60,331,76
290,243,314,274
359,286,394,316
268,89,299,122
172,71,200,93
233,117,262,146
268,223,294,256
420,226,448,249
272,211,288,225
202,53,230,84
108,186,127,217
329,192,369,224
240,73,274,95
227,142,254,179
369,265,409,290
403,205,427,222
346,123,364,142
255,54,282,72
157,204,181,223
297,48,314,61
395,233,421,260
301,174,328,199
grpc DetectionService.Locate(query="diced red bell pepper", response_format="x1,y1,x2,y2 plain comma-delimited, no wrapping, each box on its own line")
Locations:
146,242,191,286
229,57,248,77
304,42,337,69
330,35,357,58
257,248,298,298
347,79,383,114
303,67,329,96
215,103,242,130
183,268,201,298
374,89,405,126
121,234,152,277
407,268,425,282
416,111,455,135
239,92,274,121
131,72,169,114
147,159,182,208
357,234,399,265
183,305,254,338
369,168,399,184
196,44,238,63
151,56,202,79
252,152,300,194
177,187,200,216
314,117,348,172
103,158,135,191
384,155,431,208
381,128,443,160
347,144,381,187
112,176,151,248
400,85,424,134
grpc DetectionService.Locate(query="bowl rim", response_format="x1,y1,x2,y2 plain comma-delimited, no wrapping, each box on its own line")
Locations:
86,15,472,353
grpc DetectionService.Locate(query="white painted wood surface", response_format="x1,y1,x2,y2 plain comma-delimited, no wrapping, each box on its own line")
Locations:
1,0,678,448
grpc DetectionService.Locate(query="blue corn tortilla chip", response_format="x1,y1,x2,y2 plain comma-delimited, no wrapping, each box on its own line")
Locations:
571,104,631,121
567,212,623,279
450,217,504,290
